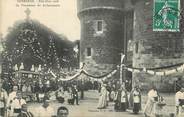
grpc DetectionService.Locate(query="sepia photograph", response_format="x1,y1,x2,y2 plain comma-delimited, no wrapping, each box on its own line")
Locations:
0,0,184,117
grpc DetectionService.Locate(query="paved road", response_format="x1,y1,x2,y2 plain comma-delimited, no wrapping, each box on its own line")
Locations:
27,90,175,117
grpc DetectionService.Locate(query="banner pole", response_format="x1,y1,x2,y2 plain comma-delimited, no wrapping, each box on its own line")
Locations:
120,53,125,85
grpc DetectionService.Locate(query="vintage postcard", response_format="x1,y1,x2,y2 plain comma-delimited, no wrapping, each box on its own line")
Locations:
0,0,184,117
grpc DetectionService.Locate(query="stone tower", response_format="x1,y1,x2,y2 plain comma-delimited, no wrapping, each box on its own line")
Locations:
131,0,184,91
77,0,126,75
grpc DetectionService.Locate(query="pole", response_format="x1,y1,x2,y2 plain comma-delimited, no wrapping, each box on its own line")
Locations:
120,53,125,84
123,12,127,86
120,63,123,84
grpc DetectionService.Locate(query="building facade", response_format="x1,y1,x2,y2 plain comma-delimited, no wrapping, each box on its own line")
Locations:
77,0,184,91
131,0,184,91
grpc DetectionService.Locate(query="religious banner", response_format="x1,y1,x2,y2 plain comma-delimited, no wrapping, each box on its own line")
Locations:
153,0,180,32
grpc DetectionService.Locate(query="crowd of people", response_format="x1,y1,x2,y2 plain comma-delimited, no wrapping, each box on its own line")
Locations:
0,82,70,117
96,82,184,117
97,83,141,114
0,76,103,117
1,78,101,102
0,77,184,117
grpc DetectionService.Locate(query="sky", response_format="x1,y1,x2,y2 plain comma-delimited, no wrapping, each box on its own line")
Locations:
0,0,80,41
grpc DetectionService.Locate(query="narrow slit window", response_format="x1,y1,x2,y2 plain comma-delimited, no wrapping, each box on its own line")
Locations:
97,20,103,32
135,42,139,53
87,48,91,56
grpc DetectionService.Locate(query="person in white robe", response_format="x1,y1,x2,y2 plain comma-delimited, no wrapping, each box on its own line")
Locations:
9,91,26,117
7,85,18,116
67,87,74,105
143,86,158,117
110,89,116,102
64,90,69,104
175,88,183,115
7,86,18,107
97,84,108,109
177,88,184,117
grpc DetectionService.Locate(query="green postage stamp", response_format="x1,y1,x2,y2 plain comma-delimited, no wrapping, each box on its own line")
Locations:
153,0,180,32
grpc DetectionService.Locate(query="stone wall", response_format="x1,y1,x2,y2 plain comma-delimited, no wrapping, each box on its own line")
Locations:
132,0,184,92
77,0,125,74
77,0,124,13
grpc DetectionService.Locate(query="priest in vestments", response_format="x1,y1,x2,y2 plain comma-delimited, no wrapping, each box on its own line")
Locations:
97,84,108,109
114,85,129,111
143,86,158,117
129,86,142,114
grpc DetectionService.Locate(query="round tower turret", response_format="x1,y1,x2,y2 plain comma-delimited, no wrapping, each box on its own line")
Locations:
77,0,125,75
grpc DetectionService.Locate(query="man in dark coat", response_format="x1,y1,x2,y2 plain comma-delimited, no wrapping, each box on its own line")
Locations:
79,81,84,100
72,85,79,105
2,79,12,94
175,78,183,92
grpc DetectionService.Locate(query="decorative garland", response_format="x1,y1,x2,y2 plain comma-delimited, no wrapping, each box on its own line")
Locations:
86,70,117,82
59,72,82,81
50,68,118,82
126,64,184,76
82,69,116,79
82,69,118,81
54,70,82,81
49,63,184,82
46,69,117,98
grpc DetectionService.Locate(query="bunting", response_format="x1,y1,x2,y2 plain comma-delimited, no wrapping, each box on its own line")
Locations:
50,63,184,82
126,64,184,76
58,71,82,81
83,69,118,81
50,68,118,82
